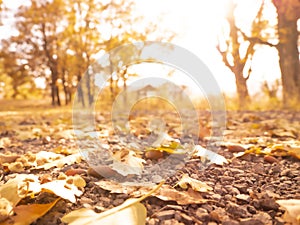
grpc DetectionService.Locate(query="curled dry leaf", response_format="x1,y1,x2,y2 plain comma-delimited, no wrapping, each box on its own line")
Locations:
175,174,213,192
2,162,24,173
67,175,86,188
0,138,11,149
0,175,38,207
193,145,228,165
144,150,164,160
111,150,145,176
227,143,246,152
154,185,210,205
0,198,13,222
0,154,20,164
276,199,300,225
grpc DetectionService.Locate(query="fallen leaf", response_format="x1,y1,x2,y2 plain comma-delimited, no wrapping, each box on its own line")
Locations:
41,180,83,203
35,153,82,170
95,180,137,195
61,200,146,225
111,150,145,176
193,145,228,165
0,178,23,207
276,199,300,225
175,174,213,192
0,198,13,222
154,185,210,205
288,147,300,160
62,181,164,225
67,175,86,188
0,138,11,149
3,162,24,173
0,198,60,225
95,180,210,205
0,154,20,164
144,150,164,160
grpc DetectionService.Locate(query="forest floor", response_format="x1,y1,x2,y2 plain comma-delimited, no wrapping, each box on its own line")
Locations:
0,99,299,225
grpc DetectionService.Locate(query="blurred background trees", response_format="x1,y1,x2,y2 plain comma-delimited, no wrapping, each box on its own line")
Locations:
218,0,299,109
0,0,299,109
0,0,167,105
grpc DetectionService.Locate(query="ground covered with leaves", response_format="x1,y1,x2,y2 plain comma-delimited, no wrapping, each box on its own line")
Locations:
0,100,299,225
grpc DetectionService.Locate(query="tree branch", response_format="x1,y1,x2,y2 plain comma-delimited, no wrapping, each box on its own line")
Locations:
239,29,277,48
216,44,233,71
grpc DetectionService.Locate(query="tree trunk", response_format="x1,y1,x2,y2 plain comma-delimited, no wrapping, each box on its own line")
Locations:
272,0,300,108
276,15,300,107
234,66,251,109
77,75,85,107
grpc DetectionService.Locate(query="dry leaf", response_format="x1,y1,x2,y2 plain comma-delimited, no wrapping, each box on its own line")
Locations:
276,199,300,225
67,175,86,188
62,181,165,225
154,185,210,205
0,138,11,149
0,178,23,207
35,153,82,170
62,199,146,225
3,162,24,173
288,147,300,160
41,180,83,203
0,174,41,203
0,198,60,225
176,174,213,192
95,181,210,205
111,150,145,176
0,198,13,222
95,180,137,195
193,145,228,165
227,143,246,152
0,154,20,164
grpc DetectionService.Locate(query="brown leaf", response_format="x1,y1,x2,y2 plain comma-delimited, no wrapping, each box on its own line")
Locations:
227,144,246,152
155,186,210,205
0,198,60,225
0,154,20,164
175,174,213,192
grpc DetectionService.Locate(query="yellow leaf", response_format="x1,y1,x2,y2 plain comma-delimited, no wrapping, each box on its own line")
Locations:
3,162,24,173
176,174,213,192
0,198,13,222
0,198,60,225
62,180,165,225
62,200,146,225
41,180,83,203
35,153,82,170
0,174,41,204
288,147,300,160
0,179,22,207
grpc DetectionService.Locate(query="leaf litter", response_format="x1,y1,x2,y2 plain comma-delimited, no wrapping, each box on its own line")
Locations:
0,109,300,224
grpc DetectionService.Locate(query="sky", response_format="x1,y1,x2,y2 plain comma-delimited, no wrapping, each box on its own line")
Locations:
134,0,281,96
0,0,282,96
